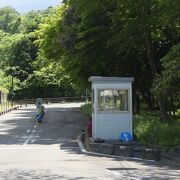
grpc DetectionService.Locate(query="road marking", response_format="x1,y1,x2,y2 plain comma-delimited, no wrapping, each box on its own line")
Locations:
106,169,120,176
23,134,33,145
23,125,37,145
31,140,35,143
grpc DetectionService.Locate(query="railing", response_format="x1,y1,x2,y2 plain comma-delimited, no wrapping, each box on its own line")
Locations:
0,101,17,114
14,96,91,106
0,97,91,114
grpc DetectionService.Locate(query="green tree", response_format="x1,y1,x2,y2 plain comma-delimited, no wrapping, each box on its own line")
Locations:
21,62,76,98
0,34,37,82
153,43,180,118
0,6,19,33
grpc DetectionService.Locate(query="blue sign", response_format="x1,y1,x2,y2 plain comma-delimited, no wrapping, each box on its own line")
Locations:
120,132,132,142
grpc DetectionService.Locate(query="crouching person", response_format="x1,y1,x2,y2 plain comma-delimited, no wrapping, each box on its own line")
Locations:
35,98,45,124
36,105,45,123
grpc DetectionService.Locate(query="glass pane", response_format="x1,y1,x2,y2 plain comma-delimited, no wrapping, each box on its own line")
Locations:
98,90,114,112
98,89,128,112
114,90,128,111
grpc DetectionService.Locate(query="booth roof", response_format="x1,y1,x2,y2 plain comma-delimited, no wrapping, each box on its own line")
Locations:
88,76,134,82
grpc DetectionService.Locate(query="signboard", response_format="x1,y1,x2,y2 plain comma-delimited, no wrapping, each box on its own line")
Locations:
36,98,43,109
120,132,132,142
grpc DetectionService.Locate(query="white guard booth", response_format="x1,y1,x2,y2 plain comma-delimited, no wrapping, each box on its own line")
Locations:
89,76,134,140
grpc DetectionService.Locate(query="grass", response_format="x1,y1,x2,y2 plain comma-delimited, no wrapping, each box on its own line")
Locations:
134,112,180,147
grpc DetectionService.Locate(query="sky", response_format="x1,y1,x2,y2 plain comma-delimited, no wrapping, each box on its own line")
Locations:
0,0,62,13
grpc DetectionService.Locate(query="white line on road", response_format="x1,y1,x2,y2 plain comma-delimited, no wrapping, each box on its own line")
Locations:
106,169,121,176
23,134,33,145
23,125,37,145
31,140,35,143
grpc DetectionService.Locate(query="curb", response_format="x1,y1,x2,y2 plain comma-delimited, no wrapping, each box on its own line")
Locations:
77,134,156,162
77,133,180,167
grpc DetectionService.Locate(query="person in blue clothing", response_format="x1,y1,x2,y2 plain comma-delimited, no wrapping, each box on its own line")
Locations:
35,105,45,123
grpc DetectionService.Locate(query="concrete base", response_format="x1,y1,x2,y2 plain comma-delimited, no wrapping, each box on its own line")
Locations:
100,144,115,155
115,146,134,157
142,148,161,161
83,136,162,161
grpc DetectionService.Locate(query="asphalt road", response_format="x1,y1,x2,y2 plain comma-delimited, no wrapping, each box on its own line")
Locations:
0,103,179,180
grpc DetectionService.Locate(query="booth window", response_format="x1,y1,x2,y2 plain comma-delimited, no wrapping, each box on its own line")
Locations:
98,89,128,112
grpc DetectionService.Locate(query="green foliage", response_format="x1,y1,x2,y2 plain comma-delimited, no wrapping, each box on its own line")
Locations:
152,43,180,115
134,113,180,147
0,6,67,99
0,6,19,33
81,103,92,117
34,6,64,61
0,70,20,93
18,61,77,99
32,0,180,120
0,70,10,93
0,33,37,81
0,1,179,110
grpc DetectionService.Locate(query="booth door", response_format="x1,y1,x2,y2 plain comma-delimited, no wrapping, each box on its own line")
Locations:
95,89,132,140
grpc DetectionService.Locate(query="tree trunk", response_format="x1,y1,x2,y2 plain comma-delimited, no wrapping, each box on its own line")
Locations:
146,36,168,121
158,98,168,121
137,0,170,121
145,34,168,121
146,92,153,111
141,89,153,112
135,94,140,114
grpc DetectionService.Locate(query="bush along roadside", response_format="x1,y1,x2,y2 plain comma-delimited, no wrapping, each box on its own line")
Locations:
81,103,91,117
134,112,180,147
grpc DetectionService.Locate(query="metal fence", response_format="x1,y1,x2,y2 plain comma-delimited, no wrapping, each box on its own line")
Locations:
0,96,91,113
14,96,91,105
0,101,16,113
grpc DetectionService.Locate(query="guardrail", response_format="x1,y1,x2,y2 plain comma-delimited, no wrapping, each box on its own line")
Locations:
14,96,91,106
0,102,11,113
0,101,20,115
0,97,91,115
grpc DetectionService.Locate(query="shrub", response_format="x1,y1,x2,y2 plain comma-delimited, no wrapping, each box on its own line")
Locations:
134,113,180,147
81,103,92,117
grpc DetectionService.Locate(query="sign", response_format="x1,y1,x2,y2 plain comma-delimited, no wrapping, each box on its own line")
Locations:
120,132,132,142
36,98,43,109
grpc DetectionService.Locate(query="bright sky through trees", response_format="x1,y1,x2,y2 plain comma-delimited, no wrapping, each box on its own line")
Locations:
0,0,62,13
